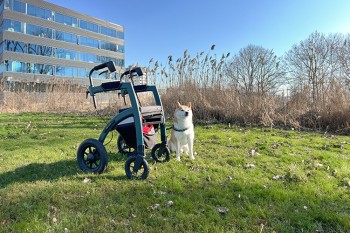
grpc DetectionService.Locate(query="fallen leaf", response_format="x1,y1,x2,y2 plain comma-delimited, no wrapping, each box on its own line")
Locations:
216,207,229,214
83,178,91,183
248,149,256,156
151,204,160,210
166,200,174,208
272,175,284,180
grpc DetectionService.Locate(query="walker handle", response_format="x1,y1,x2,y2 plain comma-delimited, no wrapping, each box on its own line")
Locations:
88,61,116,109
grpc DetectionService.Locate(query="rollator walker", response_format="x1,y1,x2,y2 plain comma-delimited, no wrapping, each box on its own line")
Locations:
76,61,170,179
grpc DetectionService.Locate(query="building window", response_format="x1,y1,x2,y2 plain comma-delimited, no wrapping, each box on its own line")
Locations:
28,44,53,57
80,68,88,78
5,40,26,53
3,19,24,33
116,59,125,67
101,26,117,38
4,0,12,9
56,66,78,77
26,24,53,39
0,61,6,73
117,31,124,39
79,20,98,33
79,53,99,63
35,64,53,75
55,30,78,44
0,0,4,16
117,45,125,53
55,12,78,27
100,56,116,64
8,61,26,72
100,41,117,52
27,4,53,20
79,36,99,49
13,0,26,14
56,48,77,61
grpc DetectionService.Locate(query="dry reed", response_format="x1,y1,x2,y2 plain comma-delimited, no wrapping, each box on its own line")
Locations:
1,43,350,134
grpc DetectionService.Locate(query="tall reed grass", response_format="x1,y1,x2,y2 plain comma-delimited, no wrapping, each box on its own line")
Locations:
1,45,349,134
144,45,350,133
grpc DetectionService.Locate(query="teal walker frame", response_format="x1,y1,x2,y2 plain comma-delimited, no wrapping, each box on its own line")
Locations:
77,61,170,179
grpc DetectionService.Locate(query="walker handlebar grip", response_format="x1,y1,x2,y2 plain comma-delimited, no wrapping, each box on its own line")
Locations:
89,61,116,81
121,67,143,77
87,61,116,109
94,61,116,72
93,63,108,71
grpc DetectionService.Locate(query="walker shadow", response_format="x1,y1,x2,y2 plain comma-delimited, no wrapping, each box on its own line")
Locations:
0,152,147,188
0,160,79,189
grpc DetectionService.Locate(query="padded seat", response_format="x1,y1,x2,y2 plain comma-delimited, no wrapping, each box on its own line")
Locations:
140,106,163,124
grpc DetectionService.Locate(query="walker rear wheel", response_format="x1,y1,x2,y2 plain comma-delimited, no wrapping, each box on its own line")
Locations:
117,135,135,155
151,144,170,163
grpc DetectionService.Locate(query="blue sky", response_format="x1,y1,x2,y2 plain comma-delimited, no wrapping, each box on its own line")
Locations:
46,0,350,67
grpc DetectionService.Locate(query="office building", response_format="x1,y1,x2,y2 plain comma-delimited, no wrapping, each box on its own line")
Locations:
0,0,125,86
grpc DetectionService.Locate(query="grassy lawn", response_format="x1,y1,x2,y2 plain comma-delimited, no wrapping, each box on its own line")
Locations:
0,113,349,232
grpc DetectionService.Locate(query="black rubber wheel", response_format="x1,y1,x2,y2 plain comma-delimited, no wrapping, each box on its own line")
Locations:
117,135,135,155
77,138,108,174
151,144,170,163
125,156,149,179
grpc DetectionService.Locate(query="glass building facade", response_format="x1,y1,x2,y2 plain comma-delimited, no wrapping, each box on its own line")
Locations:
0,0,125,84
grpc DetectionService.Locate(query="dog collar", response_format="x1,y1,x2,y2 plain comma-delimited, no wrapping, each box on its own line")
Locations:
172,125,190,132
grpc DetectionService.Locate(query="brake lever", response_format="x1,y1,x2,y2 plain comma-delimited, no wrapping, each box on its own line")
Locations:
99,70,108,76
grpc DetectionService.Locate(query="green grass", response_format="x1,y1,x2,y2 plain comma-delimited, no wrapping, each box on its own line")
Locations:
0,113,349,232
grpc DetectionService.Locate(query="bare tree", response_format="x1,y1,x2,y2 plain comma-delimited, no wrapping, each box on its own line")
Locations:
224,45,281,95
338,33,350,89
283,31,343,110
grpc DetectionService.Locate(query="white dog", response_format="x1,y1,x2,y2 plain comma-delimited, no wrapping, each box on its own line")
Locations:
169,102,194,161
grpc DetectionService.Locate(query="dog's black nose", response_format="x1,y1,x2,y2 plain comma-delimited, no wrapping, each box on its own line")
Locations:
185,111,189,116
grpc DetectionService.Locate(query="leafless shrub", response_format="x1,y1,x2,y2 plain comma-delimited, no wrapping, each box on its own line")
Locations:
0,80,90,113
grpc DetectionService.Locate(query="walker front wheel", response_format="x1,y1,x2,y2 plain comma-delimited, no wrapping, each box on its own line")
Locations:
77,138,108,174
125,156,149,179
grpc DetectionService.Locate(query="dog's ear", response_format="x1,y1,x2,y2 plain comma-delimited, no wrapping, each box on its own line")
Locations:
188,102,192,109
177,102,182,108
